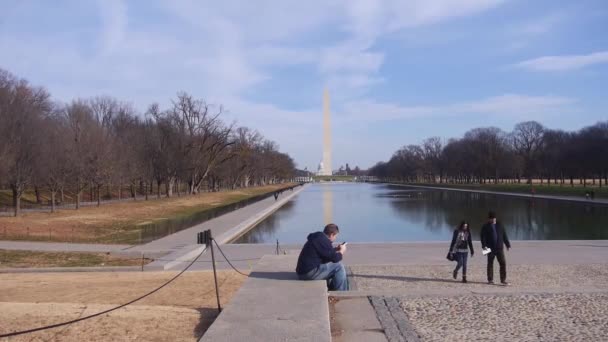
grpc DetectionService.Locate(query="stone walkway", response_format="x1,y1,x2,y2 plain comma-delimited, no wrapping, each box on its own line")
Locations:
396,292,608,341
330,242,608,342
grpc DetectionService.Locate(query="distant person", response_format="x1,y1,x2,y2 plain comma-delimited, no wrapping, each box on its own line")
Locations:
448,221,474,283
296,223,348,291
481,211,511,285
585,192,590,200
274,192,279,201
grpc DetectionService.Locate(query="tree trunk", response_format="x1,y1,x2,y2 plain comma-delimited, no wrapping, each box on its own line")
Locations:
166,177,174,198
76,180,81,209
97,185,102,207
51,191,56,213
12,186,21,217
145,181,149,201
118,182,122,200
156,180,161,199
60,186,65,204
35,185,42,204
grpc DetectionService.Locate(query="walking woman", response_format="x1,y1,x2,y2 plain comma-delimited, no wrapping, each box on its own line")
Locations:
449,221,474,283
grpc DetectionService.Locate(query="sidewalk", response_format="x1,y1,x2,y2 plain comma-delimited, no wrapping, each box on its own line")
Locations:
139,186,306,270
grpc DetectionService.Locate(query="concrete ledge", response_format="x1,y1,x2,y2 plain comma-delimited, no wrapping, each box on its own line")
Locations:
201,255,331,342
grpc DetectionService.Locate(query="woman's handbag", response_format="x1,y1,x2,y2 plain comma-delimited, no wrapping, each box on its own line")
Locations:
446,252,455,261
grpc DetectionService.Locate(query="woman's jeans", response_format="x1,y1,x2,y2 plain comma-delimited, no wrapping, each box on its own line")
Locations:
298,262,348,291
454,252,468,275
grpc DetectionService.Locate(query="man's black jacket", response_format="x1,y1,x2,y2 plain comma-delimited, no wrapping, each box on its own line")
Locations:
296,232,342,275
480,222,511,251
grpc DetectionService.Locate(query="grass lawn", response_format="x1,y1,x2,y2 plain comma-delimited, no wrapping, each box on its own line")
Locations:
0,249,152,268
0,183,297,244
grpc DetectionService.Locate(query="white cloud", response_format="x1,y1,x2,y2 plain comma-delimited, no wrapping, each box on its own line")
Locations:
515,51,608,71
0,0,511,170
502,12,566,51
510,12,565,36
339,94,575,122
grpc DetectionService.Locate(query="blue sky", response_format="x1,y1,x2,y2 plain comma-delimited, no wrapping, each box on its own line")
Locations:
1,0,607,171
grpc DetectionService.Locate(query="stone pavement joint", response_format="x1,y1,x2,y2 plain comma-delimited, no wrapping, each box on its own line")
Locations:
369,296,405,342
384,297,421,342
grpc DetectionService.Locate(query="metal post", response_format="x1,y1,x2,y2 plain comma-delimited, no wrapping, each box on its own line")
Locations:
209,234,222,313
276,239,279,255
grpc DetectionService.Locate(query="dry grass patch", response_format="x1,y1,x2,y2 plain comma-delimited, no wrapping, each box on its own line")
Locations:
0,250,151,268
0,270,247,341
0,183,295,243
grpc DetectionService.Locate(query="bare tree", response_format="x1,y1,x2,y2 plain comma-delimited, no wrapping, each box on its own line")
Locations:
1,69,297,214
0,69,51,216
511,121,545,183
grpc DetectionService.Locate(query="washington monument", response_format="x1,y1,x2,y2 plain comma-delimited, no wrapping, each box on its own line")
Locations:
320,89,332,176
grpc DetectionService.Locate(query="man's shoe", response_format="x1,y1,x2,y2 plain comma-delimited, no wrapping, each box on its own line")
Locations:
462,276,467,283
488,280,494,285
453,270,457,280
501,281,510,286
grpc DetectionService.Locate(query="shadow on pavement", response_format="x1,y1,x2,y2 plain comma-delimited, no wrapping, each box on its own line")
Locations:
194,307,220,339
352,273,488,285
249,271,297,280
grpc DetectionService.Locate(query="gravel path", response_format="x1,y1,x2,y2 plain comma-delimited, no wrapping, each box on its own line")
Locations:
398,293,608,342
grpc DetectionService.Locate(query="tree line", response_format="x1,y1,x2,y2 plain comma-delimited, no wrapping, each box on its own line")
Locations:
0,68,295,216
368,120,608,187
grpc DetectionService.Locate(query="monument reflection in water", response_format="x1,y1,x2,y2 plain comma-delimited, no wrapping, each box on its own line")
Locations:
233,183,608,244
323,184,333,225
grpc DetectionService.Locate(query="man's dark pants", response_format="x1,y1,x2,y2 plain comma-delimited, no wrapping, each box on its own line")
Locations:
487,250,507,282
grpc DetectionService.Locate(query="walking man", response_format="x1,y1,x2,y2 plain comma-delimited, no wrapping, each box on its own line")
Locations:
296,223,348,291
480,211,511,285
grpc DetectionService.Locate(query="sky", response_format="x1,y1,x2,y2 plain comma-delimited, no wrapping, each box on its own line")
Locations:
1,0,607,171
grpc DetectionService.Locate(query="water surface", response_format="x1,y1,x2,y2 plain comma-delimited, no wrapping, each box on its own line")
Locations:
234,183,608,243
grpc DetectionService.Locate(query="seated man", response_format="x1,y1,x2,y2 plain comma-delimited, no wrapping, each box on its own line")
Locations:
295,223,348,291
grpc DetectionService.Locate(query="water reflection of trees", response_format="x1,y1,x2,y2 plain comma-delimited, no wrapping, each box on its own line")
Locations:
388,189,608,240
234,201,296,243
